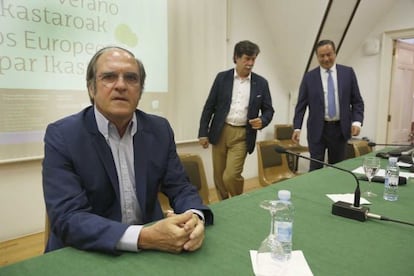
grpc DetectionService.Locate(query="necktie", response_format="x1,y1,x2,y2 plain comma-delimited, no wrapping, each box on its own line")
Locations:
327,70,336,118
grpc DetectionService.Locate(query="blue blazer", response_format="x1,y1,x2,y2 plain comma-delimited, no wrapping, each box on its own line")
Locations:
198,69,274,154
43,106,213,254
293,64,364,143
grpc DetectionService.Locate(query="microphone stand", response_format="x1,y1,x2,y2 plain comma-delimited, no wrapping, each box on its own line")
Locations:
275,146,369,222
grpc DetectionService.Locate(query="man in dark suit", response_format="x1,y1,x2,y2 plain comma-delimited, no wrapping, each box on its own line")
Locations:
198,40,274,200
292,40,364,171
43,46,213,255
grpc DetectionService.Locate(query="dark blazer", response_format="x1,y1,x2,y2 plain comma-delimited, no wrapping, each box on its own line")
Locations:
43,106,213,254
293,64,364,143
198,69,274,154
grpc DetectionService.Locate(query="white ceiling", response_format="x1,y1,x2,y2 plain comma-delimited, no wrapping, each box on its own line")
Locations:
256,0,397,90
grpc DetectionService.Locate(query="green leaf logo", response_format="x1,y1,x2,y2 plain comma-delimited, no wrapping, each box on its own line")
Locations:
114,24,138,47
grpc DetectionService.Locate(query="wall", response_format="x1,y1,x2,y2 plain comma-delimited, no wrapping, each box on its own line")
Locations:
168,0,228,142
0,160,44,240
343,0,414,143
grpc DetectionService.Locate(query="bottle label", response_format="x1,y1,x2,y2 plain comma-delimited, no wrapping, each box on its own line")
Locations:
276,222,292,242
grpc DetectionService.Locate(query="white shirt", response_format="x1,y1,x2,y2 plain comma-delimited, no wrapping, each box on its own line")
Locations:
95,106,142,252
226,69,251,126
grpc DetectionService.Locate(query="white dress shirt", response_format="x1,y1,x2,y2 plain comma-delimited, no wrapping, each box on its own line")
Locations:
95,106,142,252
225,69,251,126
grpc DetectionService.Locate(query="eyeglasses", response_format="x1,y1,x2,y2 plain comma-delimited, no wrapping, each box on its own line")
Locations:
97,72,140,87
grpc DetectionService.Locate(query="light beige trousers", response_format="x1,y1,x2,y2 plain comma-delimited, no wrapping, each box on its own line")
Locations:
212,124,247,200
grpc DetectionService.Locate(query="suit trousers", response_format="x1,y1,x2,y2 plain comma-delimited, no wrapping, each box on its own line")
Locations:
212,124,247,200
308,121,347,171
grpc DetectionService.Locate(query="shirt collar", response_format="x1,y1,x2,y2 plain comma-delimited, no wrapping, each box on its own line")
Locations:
320,63,337,74
234,68,251,81
94,105,137,139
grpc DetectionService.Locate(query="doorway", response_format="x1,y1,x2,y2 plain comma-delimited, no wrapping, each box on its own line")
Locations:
376,29,414,145
387,39,414,144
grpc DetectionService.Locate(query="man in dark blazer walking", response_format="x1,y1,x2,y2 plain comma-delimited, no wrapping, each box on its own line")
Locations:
292,40,364,171
198,40,274,200
43,46,213,255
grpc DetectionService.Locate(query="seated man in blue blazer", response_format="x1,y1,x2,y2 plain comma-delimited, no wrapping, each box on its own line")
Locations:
43,46,213,255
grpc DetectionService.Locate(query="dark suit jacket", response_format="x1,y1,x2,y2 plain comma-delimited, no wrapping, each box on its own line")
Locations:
293,64,364,143
43,106,213,254
198,69,274,154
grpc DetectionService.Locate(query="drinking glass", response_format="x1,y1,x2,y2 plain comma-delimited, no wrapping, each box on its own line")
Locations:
362,157,381,197
256,200,288,276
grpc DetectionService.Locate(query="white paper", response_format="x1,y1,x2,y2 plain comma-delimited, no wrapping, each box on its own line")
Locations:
326,193,371,205
250,250,313,276
352,166,413,179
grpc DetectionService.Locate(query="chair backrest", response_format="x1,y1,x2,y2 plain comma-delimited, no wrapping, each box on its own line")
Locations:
345,142,356,159
353,140,373,156
257,140,296,186
274,124,309,152
274,124,294,140
178,153,210,205
346,139,372,158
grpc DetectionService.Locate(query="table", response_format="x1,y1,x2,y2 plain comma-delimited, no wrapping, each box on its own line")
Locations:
1,154,413,276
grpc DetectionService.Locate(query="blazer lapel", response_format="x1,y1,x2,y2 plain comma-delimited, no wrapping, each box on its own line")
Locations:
335,65,343,105
313,69,324,104
133,113,152,220
85,108,120,200
224,69,235,105
249,74,258,107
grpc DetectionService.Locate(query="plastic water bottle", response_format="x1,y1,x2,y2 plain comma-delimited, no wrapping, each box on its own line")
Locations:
274,190,294,260
383,156,399,201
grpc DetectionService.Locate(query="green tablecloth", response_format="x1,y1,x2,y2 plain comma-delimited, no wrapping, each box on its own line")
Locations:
1,154,413,276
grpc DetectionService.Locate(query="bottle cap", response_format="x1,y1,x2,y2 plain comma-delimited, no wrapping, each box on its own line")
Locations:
389,156,398,164
278,190,291,201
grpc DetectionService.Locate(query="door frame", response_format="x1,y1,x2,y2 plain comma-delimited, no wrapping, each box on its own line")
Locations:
377,28,414,143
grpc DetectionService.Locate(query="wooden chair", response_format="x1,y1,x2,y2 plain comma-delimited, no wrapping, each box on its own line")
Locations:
345,142,357,159
352,140,373,156
274,124,295,147
257,140,297,186
346,139,372,158
178,153,210,205
158,153,210,211
274,124,309,171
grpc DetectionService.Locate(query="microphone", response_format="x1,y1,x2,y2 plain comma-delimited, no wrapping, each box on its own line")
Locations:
275,145,369,222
